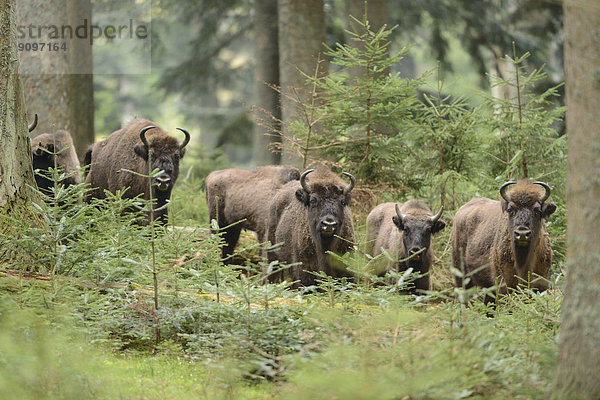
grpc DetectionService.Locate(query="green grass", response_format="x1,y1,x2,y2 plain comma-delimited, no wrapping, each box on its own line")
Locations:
0,173,565,400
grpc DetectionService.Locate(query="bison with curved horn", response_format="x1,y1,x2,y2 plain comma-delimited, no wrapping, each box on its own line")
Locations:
30,113,82,193
84,118,190,223
267,167,356,287
365,200,446,293
451,179,556,299
205,166,301,261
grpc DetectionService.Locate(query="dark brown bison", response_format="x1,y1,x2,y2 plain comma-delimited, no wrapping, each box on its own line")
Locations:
365,200,445,292
267,167,356,287
205,166,301,260
31,128,82,193
84,118,190,223
451,179,556,297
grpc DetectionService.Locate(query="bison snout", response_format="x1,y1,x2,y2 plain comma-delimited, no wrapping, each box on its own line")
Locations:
319,218,338,237
154,175,172,191
408,247,425,259
32,147,45,157
514,227,531,246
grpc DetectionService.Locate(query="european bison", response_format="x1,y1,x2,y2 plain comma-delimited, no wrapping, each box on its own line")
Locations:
267,167,356,287
365,200,445,292
84,118,190,223
451,179,556,297
205,166,301,260
31,127,82,193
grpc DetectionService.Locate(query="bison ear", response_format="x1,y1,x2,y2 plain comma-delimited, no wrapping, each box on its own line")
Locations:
392,215,404,230
541,202,557,219
295,188,309,205
432,220,446,234
179,148,187,159
500,199,508,213
134,144,149,160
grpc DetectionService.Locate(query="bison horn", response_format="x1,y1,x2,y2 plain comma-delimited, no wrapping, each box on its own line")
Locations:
28,114,38,132
395,203,407,223
139,125,155,148
429,205,444,223
176,128,191,150
533,181,551,203
342,172,356,195
300,169,314,193
499,180,516,202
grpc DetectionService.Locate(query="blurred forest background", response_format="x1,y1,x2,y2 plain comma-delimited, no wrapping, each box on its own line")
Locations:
92,0,564,168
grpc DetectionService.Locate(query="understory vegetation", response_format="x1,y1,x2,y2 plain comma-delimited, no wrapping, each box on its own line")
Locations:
0,167,564,399
1,21,565,400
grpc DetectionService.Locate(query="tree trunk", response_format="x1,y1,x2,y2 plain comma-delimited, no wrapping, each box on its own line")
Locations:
0,0,39,222
252,0,281,166
549,1,600,398
16,0,94,162
278,0,326,165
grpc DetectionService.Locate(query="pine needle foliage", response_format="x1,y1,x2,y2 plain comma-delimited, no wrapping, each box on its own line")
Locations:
297,13,424,186
482,44,566,186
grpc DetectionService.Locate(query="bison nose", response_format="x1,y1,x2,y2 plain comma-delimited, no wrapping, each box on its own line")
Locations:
514,227,531,246
408,247,424,258
320,218,338,237
32,147,44,157
155,175,171,191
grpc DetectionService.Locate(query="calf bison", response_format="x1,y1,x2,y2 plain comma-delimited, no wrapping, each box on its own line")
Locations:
365,200,445,292
31,128,82,193
451,179,556,298
84,118,190,223
267,167,356,287
205,166,301,260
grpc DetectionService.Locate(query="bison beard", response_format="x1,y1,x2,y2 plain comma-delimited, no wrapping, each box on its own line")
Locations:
451,179,556,302
365,200,445,293
84,118,190,224
267,168,356,287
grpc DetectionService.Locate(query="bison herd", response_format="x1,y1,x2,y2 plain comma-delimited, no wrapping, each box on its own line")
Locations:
27,116,558,302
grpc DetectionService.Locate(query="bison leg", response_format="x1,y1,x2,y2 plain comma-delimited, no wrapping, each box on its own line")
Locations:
220,225,242,262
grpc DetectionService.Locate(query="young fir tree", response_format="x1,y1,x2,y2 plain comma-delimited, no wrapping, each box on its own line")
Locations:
483,45,566,187
409,64,482,209
291,13,423,186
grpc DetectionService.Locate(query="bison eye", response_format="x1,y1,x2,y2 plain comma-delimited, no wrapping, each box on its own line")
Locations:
340,198,347,207
507,208,515,216
310,196,318,206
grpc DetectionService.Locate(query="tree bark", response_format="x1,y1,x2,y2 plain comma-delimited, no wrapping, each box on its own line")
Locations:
278,0,326,165
16,0,94,162
0,0,39,220
252,0,281,166
549,1,600,398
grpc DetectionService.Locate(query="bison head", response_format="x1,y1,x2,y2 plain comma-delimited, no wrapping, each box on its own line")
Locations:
295,169,355,248
31,137,57,191
392,204,445,267
500,180,556,248
134,125,190,199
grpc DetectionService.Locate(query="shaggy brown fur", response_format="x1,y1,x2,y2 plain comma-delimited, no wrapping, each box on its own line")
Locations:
451,179,556,297
267,167,356,287
365,200,445,292
31,130,82,192
205,165,301,260
84,118,189,223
